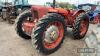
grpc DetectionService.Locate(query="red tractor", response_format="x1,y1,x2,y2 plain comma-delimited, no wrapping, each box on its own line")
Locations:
15,0,89,54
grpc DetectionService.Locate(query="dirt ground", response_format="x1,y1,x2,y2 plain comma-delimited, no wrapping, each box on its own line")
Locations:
0,19,88,56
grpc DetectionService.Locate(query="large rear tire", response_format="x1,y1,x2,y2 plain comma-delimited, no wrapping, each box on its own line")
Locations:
73,13,89,39
31,13,66,54
15,10,32,39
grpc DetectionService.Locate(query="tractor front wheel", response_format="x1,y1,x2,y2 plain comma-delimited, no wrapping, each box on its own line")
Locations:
15,10,34,39
31,13,66,54
73,13,89,39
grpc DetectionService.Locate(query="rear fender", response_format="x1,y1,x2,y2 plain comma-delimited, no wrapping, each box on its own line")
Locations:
72,10,88,26
73,10,85,18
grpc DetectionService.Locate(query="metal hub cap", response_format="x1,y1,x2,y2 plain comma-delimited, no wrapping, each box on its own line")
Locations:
80,18,88,36
44,25,59,44
22,17,35,36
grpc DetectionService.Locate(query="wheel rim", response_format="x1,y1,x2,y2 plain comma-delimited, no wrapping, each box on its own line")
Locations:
43,21,64,49
22,17,35,36
94,15,100,24
80,19,88,36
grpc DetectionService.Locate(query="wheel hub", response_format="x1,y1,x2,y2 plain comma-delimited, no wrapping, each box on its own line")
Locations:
22,17,35,36
80,20,88,36
44,25,59,44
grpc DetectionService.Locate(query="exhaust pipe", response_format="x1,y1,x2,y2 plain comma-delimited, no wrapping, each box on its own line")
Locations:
53,0,56,8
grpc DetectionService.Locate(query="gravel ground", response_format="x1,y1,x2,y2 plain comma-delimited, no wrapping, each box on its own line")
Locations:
0,20,87,56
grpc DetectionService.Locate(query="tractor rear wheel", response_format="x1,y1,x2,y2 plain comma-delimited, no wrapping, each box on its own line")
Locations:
15,10,34,39
31,13,66,54
73,13,89,39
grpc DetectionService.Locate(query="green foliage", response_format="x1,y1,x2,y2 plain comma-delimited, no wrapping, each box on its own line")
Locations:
45,2,76,9
58,2,76,9
58,2,68,8
96,1,100,5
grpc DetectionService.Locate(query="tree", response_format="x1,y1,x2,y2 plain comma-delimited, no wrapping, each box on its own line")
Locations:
58,2,76,9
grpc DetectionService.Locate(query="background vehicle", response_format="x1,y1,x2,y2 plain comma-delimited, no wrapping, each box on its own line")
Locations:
1,2,16,23
0,0,31,24
0,6,2,17
78,3,100,24
14,0,31,12
16,0,89,54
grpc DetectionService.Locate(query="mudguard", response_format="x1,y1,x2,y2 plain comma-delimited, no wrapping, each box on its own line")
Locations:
72,10,85,17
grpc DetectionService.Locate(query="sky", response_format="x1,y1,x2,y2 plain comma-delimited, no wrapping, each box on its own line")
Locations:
0,0,100,5
28,0,100,5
